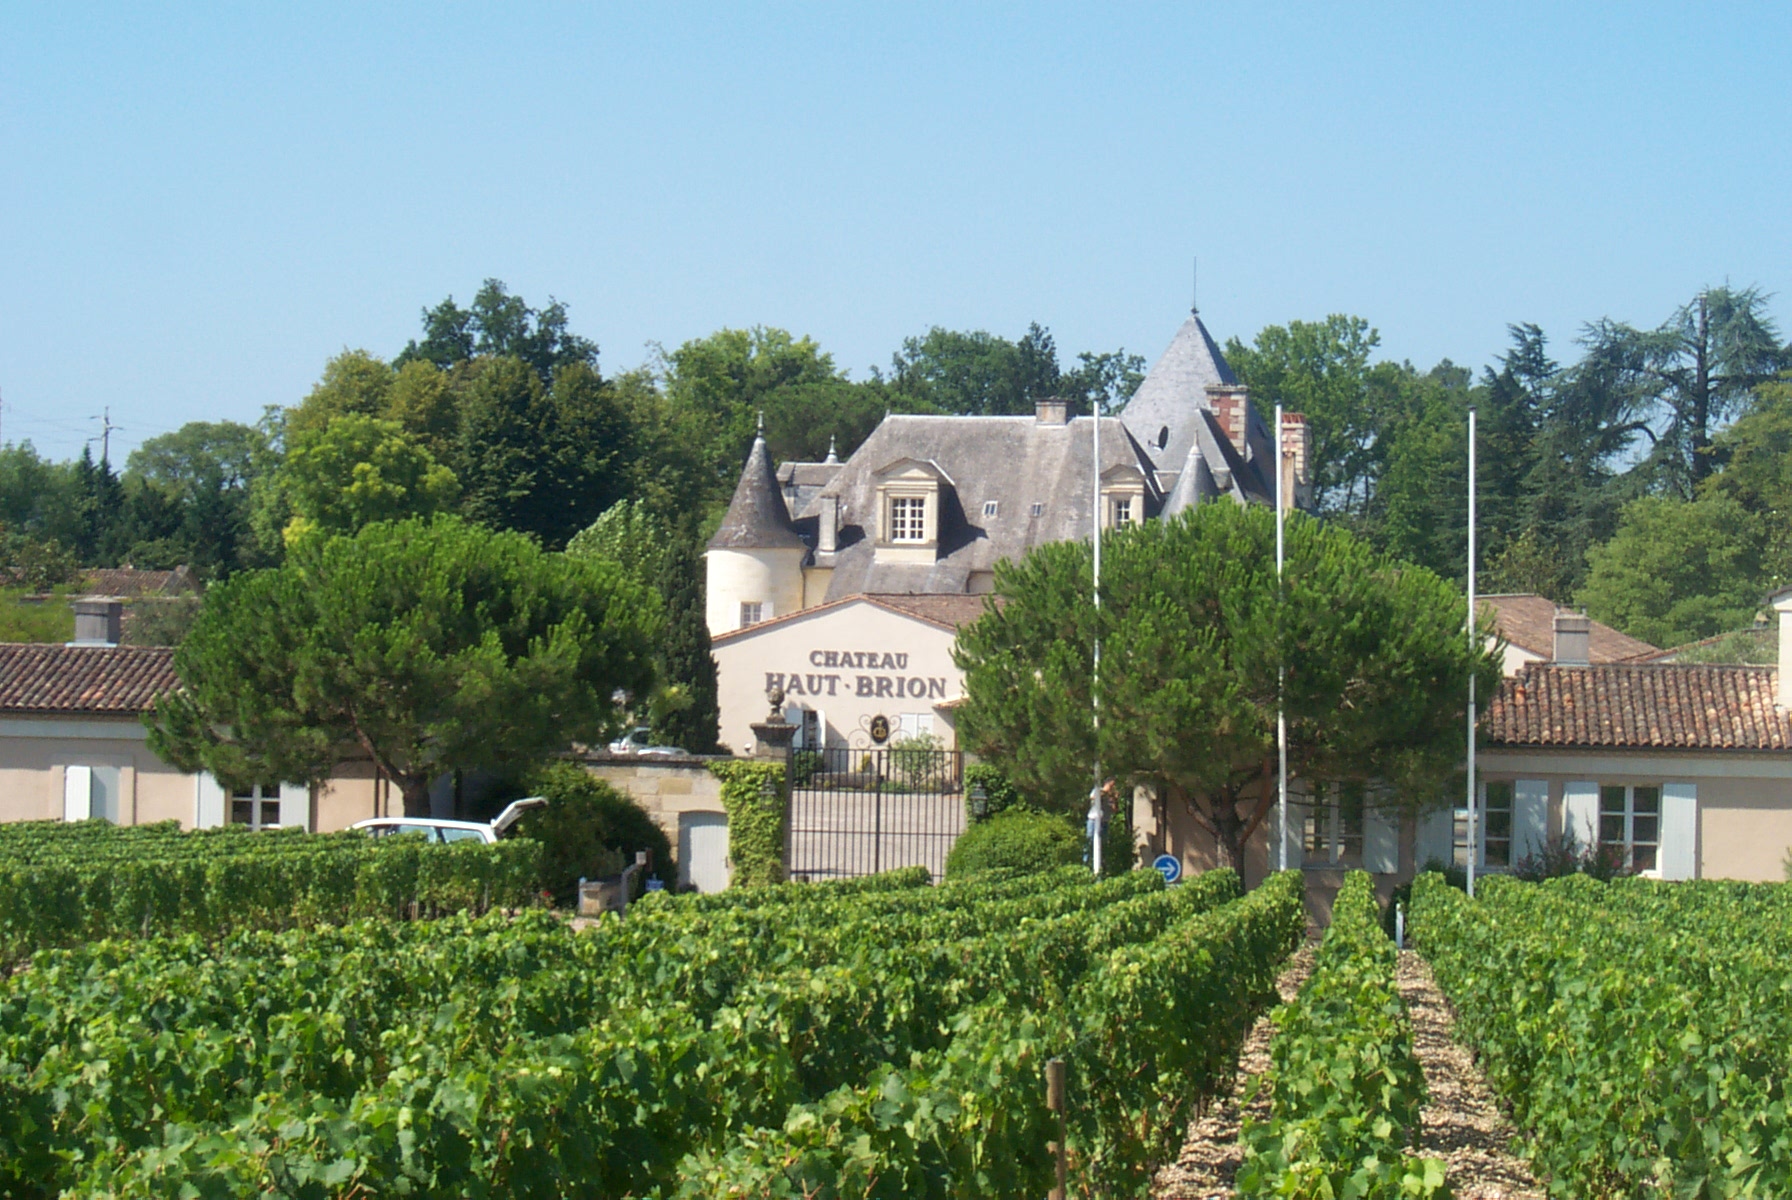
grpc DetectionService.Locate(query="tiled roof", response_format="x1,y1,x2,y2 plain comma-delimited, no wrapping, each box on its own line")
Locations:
0,644,180,715
863,593,996,630
1480,595,1658,663
1484,662,1792,751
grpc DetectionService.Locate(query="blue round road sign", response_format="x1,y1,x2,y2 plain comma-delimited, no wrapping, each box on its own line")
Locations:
1153,854,1182,884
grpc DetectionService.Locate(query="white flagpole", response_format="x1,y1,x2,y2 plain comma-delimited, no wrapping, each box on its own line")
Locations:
1090,400,1104,876
1466,406,1478,899
1276,404,1288,873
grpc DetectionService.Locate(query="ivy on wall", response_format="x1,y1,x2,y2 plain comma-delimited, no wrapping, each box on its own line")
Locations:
708,760,786,887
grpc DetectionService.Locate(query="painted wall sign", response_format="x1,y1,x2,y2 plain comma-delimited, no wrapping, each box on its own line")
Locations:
764,645,949,702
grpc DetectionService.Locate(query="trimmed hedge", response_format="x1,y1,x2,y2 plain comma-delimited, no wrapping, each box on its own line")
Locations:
945,808,1082,878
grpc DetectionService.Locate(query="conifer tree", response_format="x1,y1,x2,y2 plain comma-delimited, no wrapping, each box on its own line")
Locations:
652,538,721,754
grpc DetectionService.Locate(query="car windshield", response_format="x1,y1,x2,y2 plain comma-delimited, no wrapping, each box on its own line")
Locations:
439,827,486,843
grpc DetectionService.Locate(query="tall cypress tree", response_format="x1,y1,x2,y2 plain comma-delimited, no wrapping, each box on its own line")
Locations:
652,538,721,754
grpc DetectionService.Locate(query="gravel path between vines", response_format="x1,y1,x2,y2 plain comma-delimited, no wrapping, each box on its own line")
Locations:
1152,946,1542,1199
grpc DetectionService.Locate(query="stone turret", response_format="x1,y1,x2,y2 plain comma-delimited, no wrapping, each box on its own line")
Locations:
705,419,808,637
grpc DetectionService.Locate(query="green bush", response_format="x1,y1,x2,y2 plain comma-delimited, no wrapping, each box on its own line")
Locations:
945,809,1082,878
517,762,673,902
709,760,786,887
963,760,1025,824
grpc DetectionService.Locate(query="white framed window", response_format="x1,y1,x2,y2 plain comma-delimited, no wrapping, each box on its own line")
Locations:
1030,502,1044,517
739,601,764,627
63,765,121,823
1454,781,1514,868
888,495,927,542
1111,496,1134,526
897,712,935,739
1303,793,1365,868
230,783,282,831
1600,784,1660,872
983,500,999,517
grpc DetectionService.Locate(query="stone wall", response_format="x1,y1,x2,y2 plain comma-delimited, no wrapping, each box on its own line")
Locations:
581,753,731,844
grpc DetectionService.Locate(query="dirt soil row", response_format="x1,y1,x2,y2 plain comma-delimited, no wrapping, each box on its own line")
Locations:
1153,946,1542,1199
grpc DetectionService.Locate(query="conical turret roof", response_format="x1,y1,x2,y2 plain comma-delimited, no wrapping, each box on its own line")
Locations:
708,428,807,551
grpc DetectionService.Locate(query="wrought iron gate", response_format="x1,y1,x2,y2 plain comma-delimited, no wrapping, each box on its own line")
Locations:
787,746,966,882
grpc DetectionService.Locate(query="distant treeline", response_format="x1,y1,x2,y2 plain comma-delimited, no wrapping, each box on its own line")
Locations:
3,279,1789,652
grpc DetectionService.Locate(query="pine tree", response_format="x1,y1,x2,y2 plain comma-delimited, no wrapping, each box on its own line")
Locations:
652,538,721,754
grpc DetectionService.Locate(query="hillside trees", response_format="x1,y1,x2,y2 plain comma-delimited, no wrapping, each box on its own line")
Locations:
147,515,658,816
954,502,1501,869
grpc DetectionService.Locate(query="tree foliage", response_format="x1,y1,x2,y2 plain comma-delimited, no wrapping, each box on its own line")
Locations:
954,502,1501,868
1578,494,1768,648
272,414,459,548
148,515,658,816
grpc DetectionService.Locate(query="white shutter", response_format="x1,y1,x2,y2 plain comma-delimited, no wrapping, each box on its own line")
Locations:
1364,808,1399,874
90,766,120,824
278,783,310,831
1513,780,1549,864
62,766,92,822
1563,781,1600,854
1659,782,1698,881
816,709,827,751
1415,806,1453,870
196,774,227,828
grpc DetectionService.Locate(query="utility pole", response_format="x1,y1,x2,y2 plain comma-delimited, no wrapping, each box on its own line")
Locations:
92,407,118,465
1089,397,1104,876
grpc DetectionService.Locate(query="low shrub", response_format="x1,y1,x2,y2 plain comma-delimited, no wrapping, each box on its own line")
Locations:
517,762,674,902
945,808,1082,878
963,760,1026,824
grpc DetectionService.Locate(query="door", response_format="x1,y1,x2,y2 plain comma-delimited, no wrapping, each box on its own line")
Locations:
680,811,730,893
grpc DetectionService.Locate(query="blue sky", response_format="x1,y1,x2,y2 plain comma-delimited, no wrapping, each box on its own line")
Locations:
3,3,1787,463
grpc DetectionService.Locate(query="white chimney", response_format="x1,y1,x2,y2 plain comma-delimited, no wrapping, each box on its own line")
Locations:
817,495,839,555
70,597,123,647
1034,398,1069,426
1772,587,1792,707
1553,610,1590,667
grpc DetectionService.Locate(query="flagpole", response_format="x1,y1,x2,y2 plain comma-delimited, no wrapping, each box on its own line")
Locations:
1276,404,1287,873
1090,400,1104,877
1466,406,1478,899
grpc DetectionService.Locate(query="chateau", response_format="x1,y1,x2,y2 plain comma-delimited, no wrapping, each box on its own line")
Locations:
705,310,1313,754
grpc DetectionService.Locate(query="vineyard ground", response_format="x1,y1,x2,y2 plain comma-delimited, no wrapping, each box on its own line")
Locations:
1153,946,1541,1199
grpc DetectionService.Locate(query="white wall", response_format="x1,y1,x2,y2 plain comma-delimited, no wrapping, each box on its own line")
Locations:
711,600,962,754
705,547,807,636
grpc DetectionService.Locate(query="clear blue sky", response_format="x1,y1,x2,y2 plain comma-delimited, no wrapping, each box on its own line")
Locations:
3,3,1787,463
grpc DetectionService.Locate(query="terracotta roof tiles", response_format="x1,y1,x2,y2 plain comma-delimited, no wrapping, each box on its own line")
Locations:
0,644,180,715
1484,662,1792,751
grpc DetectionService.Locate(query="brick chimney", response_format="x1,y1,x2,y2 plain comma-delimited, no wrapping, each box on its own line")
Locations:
1279,411,1313,510
1034,397,1069,426
1773,587,1792,707
1553,610,1590,667
1204,384,1249,455
71,597,123,647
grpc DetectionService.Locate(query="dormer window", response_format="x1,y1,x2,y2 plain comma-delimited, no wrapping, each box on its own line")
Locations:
1100,463,1150,530
871,457,952,564
1111,496,1134,527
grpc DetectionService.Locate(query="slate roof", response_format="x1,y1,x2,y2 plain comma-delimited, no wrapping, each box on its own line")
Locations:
797,413,1160,599
1119,313,1273,501
0,644,180,715
1483,662,1792,750
1480,594,1658,664
709,431,807,551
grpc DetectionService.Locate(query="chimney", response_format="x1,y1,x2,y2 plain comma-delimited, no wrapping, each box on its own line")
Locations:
1034,397,1069,426
1204,384,1249,454
71,597,123,647
1553,610,1590,667
1279,411,1313,511
817,495,839,555
1773,588,1792,707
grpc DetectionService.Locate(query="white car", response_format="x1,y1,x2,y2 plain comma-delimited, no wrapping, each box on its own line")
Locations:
607,726,686,756
351,796,547,845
